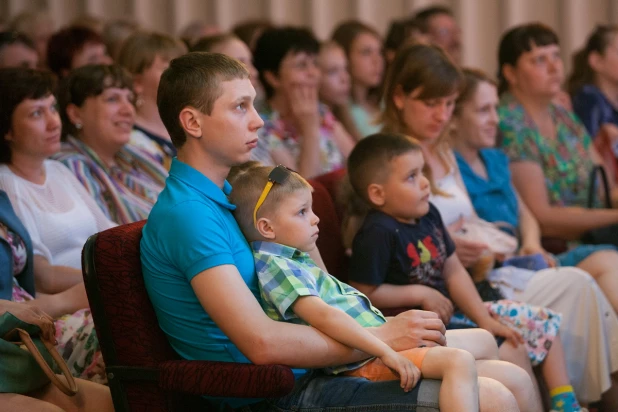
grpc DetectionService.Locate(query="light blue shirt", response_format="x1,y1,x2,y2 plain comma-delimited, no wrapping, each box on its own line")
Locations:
141,158,260,406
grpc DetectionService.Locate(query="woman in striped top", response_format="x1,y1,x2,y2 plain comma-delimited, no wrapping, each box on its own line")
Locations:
54,64,168,225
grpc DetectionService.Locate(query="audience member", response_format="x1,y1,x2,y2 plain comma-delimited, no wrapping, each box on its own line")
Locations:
232,19,274,52
9,11,54,66
569,25,618,145
254,27,355,177
0,68,115,382
332,21,385,138
0,31,38,68
46,25,112,78
384,17,430,64
178,20,220,48
228,163,513,412
118,31,187,168
191,33,263,110
450,68,618,407
414,6,462,65
317,41,362,141
0,299,114,411
102,18,140,62
54,64,167,224
347,133,585,412
140,50,524,412
498,23,618,243
376,42,618,406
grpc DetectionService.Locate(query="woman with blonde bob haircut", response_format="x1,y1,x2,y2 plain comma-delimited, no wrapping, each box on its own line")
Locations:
117,31,187,168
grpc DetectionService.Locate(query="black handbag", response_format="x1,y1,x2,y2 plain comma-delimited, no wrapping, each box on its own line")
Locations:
581,165,618,246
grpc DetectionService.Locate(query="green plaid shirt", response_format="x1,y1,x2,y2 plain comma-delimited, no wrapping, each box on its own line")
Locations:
252,241,386,374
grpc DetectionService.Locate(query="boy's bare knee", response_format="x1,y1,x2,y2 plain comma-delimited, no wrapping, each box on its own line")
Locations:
478,377,519,412
446,348,477,376
475,329,499,360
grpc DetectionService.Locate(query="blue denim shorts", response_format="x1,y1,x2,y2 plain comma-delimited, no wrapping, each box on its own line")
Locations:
241,370,440,411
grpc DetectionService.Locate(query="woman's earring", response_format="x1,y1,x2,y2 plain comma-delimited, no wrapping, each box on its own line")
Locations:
135,96,144,108
75,123,82,130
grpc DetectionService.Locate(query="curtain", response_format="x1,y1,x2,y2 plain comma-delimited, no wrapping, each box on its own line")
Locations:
2,0,617,77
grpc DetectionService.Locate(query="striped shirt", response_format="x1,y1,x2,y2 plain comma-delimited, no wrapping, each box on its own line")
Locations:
54,136,168,224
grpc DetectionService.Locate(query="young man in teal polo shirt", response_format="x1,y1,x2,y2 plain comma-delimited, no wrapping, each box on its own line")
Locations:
140,52,519,411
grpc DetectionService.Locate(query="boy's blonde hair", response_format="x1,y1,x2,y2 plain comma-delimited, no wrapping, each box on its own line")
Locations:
228,162,313,240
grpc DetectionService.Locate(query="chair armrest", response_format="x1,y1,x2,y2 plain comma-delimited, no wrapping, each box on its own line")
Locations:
158,360,295,399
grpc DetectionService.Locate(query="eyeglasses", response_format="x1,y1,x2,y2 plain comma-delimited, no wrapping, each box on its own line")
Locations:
253,165,296,227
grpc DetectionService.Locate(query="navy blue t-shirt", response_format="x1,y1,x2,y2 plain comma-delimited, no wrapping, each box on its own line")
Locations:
349,204,456,298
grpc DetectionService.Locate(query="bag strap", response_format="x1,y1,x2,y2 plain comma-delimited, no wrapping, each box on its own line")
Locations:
588,165,612,209
14,328,79,396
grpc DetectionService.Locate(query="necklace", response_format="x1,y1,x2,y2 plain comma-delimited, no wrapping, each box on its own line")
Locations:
8,162,46,184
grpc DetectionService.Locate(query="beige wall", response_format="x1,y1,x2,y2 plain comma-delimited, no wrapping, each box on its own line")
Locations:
2,0,618,77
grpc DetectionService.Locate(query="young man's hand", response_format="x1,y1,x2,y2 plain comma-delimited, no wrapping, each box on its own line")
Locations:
419,287,454,325
379,350,421,392
371,310,446,351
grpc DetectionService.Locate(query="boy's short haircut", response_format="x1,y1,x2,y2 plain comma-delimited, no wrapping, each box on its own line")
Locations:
228,162,312,240
157,52,249,149
347,132,421,205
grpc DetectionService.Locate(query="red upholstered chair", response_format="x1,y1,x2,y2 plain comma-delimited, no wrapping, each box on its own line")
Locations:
81,221,295,412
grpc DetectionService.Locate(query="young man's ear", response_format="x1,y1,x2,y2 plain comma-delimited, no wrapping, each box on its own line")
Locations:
178,107,203,139
367,183,386,207
255,217,276,239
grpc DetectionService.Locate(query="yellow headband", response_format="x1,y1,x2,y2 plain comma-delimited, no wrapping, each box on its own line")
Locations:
253,165,294,227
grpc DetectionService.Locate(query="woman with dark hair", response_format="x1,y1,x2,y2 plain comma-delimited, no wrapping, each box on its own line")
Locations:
53,64,168,225
498,23,618,244
254,26,355,178
452,67,618,407
0,68,115,382
46,25,112,78
332,21,385,138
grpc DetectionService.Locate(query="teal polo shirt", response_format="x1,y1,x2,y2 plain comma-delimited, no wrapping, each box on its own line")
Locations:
142,159,309,407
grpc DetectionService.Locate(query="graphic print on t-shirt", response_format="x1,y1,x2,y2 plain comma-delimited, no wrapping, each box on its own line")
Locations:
405,227,450,296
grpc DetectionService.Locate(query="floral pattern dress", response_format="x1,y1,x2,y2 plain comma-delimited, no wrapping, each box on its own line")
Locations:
258,103,345,175
498,92,597,208
3,222,105,383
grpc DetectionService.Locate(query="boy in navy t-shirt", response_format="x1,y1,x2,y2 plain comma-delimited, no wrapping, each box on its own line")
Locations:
346,132,583,412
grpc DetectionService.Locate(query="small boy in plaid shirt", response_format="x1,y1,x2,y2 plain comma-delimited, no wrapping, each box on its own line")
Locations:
228,162,481,411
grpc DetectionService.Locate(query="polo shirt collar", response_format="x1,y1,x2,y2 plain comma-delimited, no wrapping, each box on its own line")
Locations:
169,158,235,210
251,241,307,259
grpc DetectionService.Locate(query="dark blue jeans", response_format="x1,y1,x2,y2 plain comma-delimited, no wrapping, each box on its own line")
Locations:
242,370,441,411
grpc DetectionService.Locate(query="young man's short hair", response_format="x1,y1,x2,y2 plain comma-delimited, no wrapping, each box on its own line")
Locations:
228,162,312,240
157,52,249,149
347,132,421,205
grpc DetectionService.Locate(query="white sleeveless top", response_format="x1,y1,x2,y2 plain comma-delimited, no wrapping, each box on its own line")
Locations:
429,169,475,226
0,160,116,269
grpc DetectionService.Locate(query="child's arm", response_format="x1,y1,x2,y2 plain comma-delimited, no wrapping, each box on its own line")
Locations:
350,282,453,325
293,295,420,391
442,254,524,346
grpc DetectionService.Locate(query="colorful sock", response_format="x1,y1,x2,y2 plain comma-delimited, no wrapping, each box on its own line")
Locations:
550,385,581,412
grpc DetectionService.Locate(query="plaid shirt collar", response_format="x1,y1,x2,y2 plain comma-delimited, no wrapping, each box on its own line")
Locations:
251,241,308,260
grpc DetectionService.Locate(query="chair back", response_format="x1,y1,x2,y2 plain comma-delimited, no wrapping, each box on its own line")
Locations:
82,221,180,412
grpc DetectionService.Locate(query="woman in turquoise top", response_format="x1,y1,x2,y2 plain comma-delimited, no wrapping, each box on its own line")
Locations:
452,67,618,303
497,23,618,245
